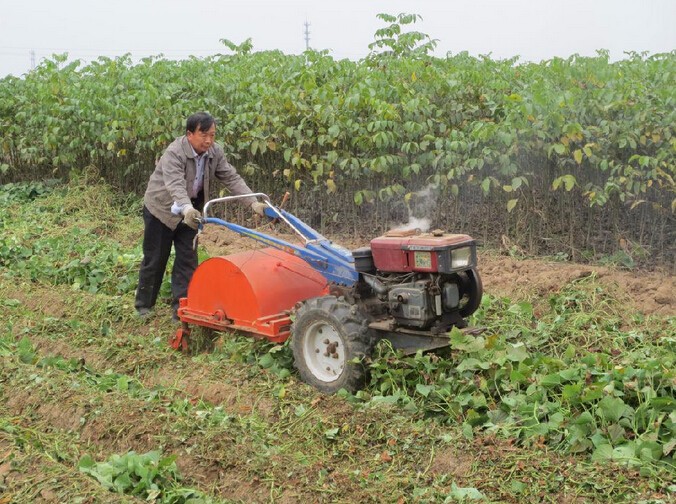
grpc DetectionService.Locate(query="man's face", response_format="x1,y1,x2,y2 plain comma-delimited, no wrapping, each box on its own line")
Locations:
187,124,216,154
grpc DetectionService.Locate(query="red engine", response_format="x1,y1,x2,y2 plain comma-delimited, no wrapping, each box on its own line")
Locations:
369,229,477,273
352,229,481,332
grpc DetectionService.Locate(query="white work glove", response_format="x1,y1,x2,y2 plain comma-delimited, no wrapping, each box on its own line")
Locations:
181,205,202,230
251,201,268,216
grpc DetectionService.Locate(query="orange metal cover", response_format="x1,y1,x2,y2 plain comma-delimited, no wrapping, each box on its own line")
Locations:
184,248,329,329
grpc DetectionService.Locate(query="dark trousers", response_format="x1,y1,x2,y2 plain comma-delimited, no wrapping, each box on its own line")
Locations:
135,206,198,315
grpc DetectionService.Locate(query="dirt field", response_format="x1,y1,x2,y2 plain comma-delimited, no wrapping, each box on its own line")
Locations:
1,218,673,503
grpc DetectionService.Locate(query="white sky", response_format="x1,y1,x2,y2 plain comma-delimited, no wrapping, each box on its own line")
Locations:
1,0,674,77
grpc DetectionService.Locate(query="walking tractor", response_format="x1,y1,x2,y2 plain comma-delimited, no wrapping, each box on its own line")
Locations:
171,194,483,393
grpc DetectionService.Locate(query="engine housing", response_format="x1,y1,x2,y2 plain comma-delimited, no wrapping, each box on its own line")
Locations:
350,230,481,331
369,229,477,274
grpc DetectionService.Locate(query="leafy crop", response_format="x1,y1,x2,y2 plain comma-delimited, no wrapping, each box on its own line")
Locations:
79,451,210,503
1,14,673,264
356,284,675,471
0,180,146,296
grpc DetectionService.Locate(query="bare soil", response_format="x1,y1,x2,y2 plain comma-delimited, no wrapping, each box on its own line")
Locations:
1,226,672,504
479,253,674,317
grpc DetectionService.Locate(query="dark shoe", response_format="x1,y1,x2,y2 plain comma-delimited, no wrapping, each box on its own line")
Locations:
137,307,153,319
172,312,180,322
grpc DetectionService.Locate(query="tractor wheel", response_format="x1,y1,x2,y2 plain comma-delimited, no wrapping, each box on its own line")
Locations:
292,296,373,394
458,268,483,318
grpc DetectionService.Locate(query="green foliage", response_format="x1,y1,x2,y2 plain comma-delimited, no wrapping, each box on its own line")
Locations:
0,180,57,203
0,181,145,296
367,13,438,60
257,341,294,379
79,451,208,503
0,16,673,261
361,287,675,470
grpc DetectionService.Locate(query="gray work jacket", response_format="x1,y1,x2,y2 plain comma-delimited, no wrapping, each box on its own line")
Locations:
143,136,255,229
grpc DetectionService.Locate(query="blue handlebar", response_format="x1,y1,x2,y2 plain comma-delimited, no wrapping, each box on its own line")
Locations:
202,197,358,286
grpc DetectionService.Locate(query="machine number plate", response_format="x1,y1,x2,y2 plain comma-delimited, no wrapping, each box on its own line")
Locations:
414,251,432,269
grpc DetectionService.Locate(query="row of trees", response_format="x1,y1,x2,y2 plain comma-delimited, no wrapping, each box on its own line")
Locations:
1,14,673,266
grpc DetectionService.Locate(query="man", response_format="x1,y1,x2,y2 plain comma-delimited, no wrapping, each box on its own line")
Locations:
135,112,267,319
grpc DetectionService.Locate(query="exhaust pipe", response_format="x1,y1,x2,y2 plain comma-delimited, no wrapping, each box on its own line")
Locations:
363,274,388,296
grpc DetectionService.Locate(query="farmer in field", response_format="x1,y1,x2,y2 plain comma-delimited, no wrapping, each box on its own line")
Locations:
135,112,267,320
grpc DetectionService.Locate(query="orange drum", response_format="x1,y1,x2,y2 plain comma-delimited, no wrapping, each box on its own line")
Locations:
176,248,329,342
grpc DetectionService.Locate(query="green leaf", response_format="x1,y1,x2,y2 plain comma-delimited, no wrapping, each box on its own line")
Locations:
573,149,583,164
607,423,625,443
581,388,603,403
509,370,527,384
116,375,128,392
562,384,582,401
510,480,527,494
662,438,676,456
480,177,491,195
506,198,518,213
540,373,562,387
591,443,613,462
449,328,485,352
597,396,626,423
558,368,580,381
324,427,340,440
456,358,491,371
552,174,577,192
78,454,96,470
508,301,533,317
611,444,638,463
562,174,576,191
506,343,529,362
416,383,433,397
449,482,486,501
258,353,275,368
637,440,662,461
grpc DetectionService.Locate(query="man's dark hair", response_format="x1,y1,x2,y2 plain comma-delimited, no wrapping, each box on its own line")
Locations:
186,112,215,133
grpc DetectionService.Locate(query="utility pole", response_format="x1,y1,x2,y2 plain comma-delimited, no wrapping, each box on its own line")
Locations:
30,49,35,70
304,20,310,51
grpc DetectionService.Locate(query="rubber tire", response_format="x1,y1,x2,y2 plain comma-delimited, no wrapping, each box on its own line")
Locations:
459,268,483,318
292,296,373,394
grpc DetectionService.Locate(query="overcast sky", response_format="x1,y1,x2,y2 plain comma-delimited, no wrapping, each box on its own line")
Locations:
1,0,674,77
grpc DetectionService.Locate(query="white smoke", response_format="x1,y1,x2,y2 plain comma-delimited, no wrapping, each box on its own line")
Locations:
394,216,431,232
391,184,438,233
